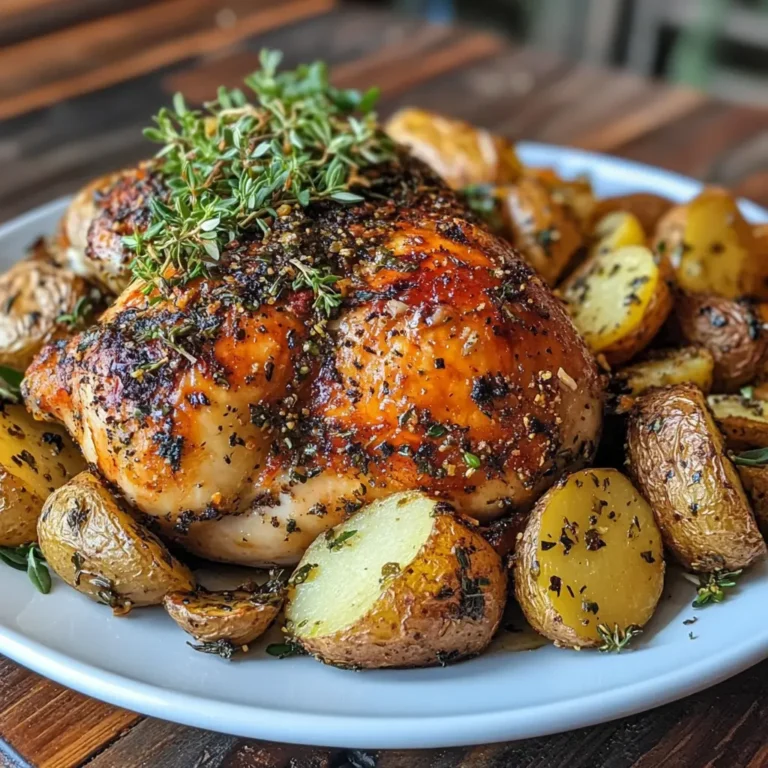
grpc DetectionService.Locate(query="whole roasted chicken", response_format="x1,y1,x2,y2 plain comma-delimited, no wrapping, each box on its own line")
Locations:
23,56,602,566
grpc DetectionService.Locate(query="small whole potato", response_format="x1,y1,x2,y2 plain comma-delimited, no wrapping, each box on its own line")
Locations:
515,468,665,649
164,582,284,647
671,293,768,392
38,470,194,613
627,383,766,571
0,261,95,371
286,491,507,669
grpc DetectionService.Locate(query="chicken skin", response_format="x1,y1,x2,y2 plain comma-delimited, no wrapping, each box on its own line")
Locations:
24,155,603,566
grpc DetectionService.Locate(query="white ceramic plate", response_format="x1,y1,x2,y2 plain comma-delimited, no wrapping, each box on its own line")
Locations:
1,143,767,750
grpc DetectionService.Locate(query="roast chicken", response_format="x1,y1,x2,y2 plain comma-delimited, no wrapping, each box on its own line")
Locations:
23,152,603,566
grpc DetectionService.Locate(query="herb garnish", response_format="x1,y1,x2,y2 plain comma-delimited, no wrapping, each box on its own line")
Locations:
597,623,642,653
0,365,22,403
189,639,238,660
686,569,743,607
289,562,317,585
265,640,306,658
56,296,94,330
731,447,768,467
325,529,358,551
126,49,394,309
463,452,482,470
0,544,51,594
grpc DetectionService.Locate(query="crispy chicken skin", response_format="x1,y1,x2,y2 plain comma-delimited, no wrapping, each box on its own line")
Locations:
25,155,603,566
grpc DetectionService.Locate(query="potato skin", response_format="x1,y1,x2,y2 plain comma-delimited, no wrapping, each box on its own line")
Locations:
164,585,283,646
0,261,93,370
590,193,673,236
498,176,584,285
627,384,766,571
708,394,768,450
671,293,767,392
295,514,507,669
736,464,768,539
385,108,522,188
38,470,194,611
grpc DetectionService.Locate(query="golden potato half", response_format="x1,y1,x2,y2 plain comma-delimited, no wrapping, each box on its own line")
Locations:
589,193,673,237
627,384,766,571
610,346,714,414
39,470,194,612
385,108,522,189
654,187,763,299
589,211,646,260
514,468,664,649
708,394,768,450
672,293,768,393
164,584,284,647
560,245,674,366
0,261,94,371
285,491,507,669
0,404,85,546
497,176,584,285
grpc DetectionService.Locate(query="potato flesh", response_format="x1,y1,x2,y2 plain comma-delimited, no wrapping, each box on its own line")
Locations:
288,492,435,637
708,394,768,449
0,404,85,500
562,246,661,353
617,347,714,400
591,212,646,257
527,469,663,644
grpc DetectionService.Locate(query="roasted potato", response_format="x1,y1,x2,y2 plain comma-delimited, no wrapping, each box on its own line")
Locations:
0,261,96,371
285,491,507,669
671,293,767,392
589,211,646,259
609,346,714,413
497,175,584,285
0,404,85,546
708,393,768,450
653,187,765,299
525,167,595,228
560,245,674,366
164,582,284,647
514,468,664,649
589,193,673,237
38,470,194,612
627,383,766,571
385,108,522,189
735,464,768,539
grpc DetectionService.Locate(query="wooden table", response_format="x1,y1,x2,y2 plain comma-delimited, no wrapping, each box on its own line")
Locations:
2,2,768,766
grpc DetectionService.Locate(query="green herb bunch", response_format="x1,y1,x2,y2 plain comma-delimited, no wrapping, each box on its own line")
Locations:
125,49,395,296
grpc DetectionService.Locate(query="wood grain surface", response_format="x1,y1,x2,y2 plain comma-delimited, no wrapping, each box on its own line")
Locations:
1,2,768,766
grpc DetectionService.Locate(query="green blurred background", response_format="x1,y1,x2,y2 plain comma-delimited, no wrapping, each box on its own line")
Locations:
383,0,768,104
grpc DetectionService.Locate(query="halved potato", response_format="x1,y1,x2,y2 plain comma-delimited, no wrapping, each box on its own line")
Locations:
514,468,664,649
736,464,768,538
385,108,522,189
525,167,595,228
672,293,767,392
164,582,284,647
653,187,763,299
497,176,584,285
38,470,194,612
589,211,646,260
285,491,507,669
627,383,766,571
0,261,96,371
0,404,85,546
589,193,673,237
708,394,768,450
560,245,674,366
609,346,714,413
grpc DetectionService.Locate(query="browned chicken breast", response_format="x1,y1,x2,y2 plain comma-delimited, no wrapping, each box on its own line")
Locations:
25,155,602,566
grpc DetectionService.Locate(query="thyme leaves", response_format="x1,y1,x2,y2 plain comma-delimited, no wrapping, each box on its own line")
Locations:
597,623,642,653
0,544,51,594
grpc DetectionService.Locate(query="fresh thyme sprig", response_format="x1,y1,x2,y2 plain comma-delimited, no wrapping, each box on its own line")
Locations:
597,623,642,653
56,296,94,331
0,544,51,594
685,569,743,607
125,49,394,312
